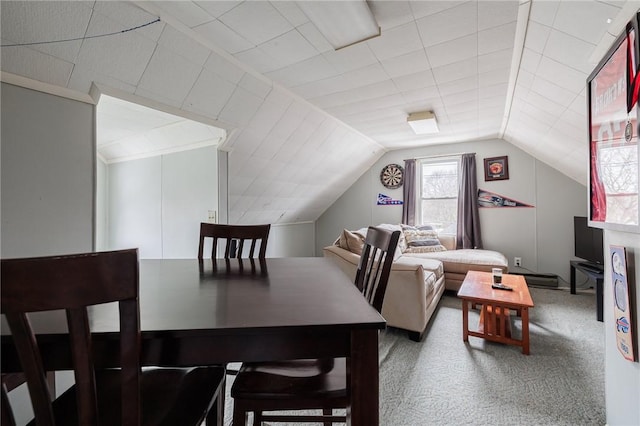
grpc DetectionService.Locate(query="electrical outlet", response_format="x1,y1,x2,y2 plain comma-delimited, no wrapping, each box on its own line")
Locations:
514,257,522,267
207,210,217,223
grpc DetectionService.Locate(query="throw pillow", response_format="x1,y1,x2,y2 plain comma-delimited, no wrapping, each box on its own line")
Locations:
336,229,366,255
401,225,446,252
404,245,447,253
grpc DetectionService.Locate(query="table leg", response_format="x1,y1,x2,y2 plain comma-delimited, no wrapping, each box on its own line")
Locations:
349,329,378,426
462,300,469,342
521,307,530,355
570,264,577,294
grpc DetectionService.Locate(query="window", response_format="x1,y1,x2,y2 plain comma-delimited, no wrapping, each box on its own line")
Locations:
418,158,460,234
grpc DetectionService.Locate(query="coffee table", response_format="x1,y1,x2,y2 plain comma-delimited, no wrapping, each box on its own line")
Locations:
457,271,534,354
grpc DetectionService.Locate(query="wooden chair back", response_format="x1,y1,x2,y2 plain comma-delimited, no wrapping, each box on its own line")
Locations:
198,223,270,259
355,226,401,312
1,249,140,426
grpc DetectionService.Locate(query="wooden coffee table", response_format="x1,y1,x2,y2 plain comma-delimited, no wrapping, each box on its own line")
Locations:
457,271,534,355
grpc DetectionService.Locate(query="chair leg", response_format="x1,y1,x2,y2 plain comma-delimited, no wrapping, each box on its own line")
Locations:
323,408,332,426
205,379,225,426
252,411,262,426
233,405,248,426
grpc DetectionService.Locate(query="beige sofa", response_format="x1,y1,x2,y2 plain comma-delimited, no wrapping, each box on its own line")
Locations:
323,224,508,341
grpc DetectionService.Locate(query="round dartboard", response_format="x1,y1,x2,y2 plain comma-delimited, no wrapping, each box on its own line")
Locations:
380,164,404,189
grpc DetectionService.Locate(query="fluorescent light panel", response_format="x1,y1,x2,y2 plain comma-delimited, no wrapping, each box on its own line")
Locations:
407,111,439,134
296,1,380,50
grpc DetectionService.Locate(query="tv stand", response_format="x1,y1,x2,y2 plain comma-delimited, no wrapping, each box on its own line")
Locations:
570,260,604,322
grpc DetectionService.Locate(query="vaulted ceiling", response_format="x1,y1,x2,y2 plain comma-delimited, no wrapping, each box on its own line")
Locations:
2,1,638,224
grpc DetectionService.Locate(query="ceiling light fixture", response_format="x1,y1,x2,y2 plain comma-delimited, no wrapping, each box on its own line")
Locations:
296,0,380,50
407,111,439,135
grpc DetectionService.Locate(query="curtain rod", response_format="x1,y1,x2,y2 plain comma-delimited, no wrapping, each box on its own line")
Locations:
403,152,475,161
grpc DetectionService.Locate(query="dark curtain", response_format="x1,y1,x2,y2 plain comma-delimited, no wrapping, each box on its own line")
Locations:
402,159,416,225
456,154,482,249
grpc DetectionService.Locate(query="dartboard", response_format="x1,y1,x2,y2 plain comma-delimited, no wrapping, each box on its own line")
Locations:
380,164,404,189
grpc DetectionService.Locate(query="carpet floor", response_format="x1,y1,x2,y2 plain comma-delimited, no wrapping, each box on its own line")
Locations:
221,286,605,425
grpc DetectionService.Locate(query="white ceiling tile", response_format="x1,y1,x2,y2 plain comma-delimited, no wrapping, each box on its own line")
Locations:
432,57,478,85
293,74,348,99
524,20,551,54
93,1,165,41
238,73,272,99
529,1,559,28
426,33,477,69
369,0,414,30
266,55,337,87
554,1,620,44
257,30,317,69
219,1,291,45
478,48,512,73
536,56,587,94
151,1,214,28
409,1,468,21
1,45,73,88
203,52,245,84
194,1,241,19
74,12,157,86
479,68,509,87
234,47,281,74
219,87,264,126
193,19,254,54
322,42,378,74
415,1,477,47
479,83,508,99
380,48,431,78
478,0,518,31
68,66,137,94
0,1,91,63
392,70,436,92
367,21,423,61
312,80,398,109
296,22,334,53
478,21,517,55
544,30,597,74
437,75,478,96
516,69,535,90
529,76,577,108
401,85,441,103
183,68,237,117
246,97,290,134
270,1,309,27
520,48,542,73
325,93,405,116
158,25,210,66
137,47,202,106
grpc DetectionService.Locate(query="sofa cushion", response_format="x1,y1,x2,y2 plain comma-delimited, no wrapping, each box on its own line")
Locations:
394,256,445,280
404,249,508,274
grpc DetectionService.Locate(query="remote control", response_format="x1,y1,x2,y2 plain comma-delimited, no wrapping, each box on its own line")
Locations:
492,284,513,291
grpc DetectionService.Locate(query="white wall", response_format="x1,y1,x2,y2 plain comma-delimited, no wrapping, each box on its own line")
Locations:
105,146,218,258
316,139,587,284
266,222,315,257
604,230,640,426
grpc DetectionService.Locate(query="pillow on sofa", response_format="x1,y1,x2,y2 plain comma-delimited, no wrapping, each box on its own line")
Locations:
402,225,446,253
335,229,366,254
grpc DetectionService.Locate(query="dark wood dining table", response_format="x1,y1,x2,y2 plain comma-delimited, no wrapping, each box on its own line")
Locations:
1,257,385,425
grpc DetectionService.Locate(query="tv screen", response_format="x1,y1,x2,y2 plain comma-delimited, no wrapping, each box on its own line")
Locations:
574,216,604,266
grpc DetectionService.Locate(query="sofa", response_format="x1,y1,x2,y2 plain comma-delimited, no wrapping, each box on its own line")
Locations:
323,224,508,341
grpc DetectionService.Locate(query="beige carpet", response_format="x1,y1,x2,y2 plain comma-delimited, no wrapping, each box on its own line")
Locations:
221,286,605,425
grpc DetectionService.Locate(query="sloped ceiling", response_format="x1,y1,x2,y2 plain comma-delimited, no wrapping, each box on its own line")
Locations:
1,1,638,225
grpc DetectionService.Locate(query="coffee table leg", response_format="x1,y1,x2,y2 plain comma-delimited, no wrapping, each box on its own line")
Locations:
521,307,530,355
462,300,469,342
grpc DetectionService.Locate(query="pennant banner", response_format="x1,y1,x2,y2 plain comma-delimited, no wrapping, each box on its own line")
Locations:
377,193,403,205
478,189,534,208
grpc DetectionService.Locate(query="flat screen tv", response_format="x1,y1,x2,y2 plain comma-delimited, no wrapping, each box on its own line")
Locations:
574,216,604,267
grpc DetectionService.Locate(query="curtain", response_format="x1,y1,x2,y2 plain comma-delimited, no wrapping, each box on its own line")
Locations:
402,159,416,225
456,154,483,249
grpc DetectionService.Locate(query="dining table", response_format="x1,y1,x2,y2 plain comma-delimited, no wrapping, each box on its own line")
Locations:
1,256,386,425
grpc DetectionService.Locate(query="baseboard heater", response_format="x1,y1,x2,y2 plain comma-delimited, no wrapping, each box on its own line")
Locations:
513,272,559,288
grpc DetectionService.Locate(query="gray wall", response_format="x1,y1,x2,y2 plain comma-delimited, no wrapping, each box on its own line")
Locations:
316,139,587,284
1,83,95,258
604,229,640,426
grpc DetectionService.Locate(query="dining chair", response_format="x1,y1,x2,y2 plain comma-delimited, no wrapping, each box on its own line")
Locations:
230,226,401,425
198,223,271,259
1,249,226,426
